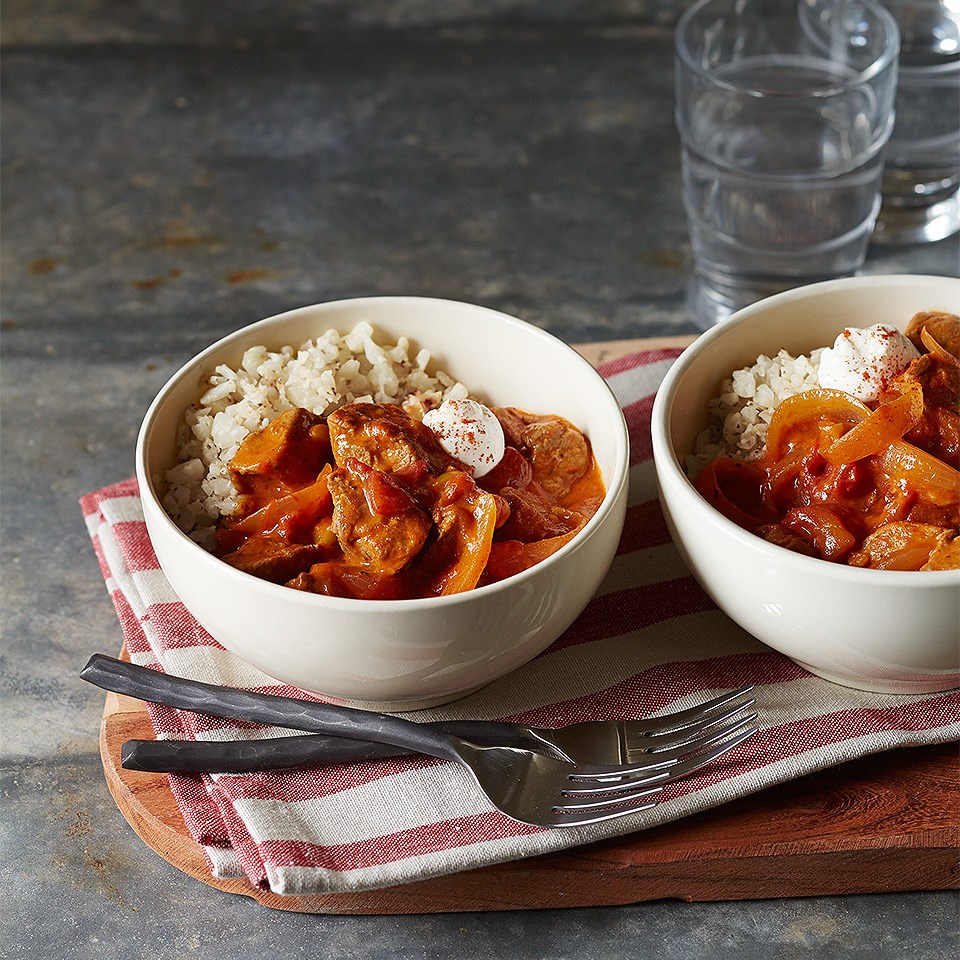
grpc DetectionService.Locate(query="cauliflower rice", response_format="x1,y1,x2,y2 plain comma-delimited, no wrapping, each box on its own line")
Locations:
163,322,469,547
687,347,826,476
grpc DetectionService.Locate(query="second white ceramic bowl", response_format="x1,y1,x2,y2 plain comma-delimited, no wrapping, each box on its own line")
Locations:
652,275,960,694
137,297,629,710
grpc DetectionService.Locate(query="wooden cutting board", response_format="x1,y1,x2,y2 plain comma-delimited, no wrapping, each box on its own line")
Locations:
100,685,959,914
95,336,960,913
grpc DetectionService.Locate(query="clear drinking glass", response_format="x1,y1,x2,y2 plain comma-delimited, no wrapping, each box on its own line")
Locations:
675,0,901,327
874,0,960,244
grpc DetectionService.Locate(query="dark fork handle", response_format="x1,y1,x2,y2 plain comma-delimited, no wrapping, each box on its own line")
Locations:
80,654,537,770
122,734,409,772
123,732,467,773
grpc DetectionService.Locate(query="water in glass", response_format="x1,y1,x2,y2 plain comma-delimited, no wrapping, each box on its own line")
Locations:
675,0,900,326
682,57,886,323
874,0,960,244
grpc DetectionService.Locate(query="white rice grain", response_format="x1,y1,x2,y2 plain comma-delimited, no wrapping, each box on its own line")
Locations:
162,322,469,547
686,347,825,476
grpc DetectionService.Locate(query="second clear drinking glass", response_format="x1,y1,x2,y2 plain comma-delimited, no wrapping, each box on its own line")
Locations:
874,0,960,245
675,0,901,327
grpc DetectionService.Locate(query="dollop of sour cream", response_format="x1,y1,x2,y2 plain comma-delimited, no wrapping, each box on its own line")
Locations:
422,398,505,478
817,324,920,403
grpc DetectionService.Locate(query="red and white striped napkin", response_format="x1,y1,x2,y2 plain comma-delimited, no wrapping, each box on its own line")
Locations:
81,347,960,897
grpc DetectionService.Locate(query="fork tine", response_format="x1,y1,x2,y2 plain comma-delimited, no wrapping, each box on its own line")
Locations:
568,711,757,779
556,782,664,811
630,698,757,754
546,722,759,826
625,711,758,765
624,685,755,736
656,723,758,779
561,769,671,795
548,795,661,827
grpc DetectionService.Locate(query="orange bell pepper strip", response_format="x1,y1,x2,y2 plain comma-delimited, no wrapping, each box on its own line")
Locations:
693,456,772,530
230,465,333,540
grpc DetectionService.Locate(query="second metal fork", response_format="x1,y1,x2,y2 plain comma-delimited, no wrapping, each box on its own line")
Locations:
84,654,738,828
81,654,756,784
124,686,756,774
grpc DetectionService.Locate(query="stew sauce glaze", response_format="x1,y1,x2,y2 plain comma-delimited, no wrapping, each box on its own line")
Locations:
215,402,604,599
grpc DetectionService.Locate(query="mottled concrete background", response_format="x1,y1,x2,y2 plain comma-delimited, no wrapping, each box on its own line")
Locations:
2,2,957,958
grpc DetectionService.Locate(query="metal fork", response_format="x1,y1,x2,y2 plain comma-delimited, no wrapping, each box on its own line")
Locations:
83,653,728,828
81,654,756,818
121,685,757,775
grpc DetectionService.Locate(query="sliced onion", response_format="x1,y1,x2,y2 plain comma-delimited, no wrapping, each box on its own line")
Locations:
782,506,857,562
879,440,960,504
764,389,869,460
921,326,960,368
823,380,925,465
764,445,810,508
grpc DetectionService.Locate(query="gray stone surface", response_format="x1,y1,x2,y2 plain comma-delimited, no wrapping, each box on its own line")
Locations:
2,2,958,958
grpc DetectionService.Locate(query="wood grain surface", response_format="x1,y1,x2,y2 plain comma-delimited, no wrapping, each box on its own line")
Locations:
575,335,696,365
96,336,959,914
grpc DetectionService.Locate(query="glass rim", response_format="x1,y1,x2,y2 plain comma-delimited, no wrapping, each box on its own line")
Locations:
898,57,960,79
675,0,902,95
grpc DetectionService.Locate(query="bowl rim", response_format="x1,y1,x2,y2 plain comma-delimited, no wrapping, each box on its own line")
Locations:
135,295,630,610
651,274,960,587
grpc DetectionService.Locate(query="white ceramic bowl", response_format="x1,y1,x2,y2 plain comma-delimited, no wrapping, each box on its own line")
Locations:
652,275,960,695
137,297,628,710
